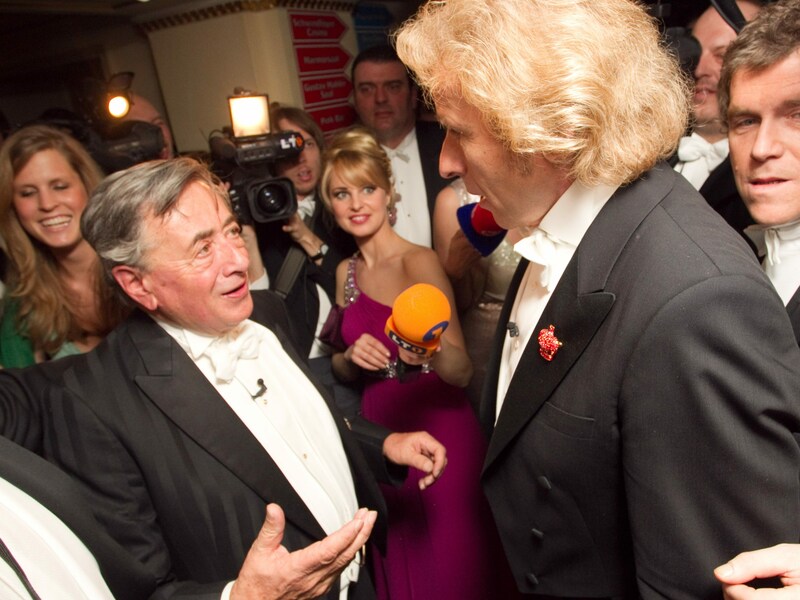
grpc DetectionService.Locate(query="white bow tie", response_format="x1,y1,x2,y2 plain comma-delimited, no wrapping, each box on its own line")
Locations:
677,135,728,171
514,228,564,291
203,323,262,383
385,148,410,163
296,197,316,221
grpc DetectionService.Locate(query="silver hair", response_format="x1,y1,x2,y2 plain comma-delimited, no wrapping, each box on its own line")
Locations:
81,157,227,300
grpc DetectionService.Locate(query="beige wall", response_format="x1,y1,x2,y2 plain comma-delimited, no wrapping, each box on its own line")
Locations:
147,7,358,153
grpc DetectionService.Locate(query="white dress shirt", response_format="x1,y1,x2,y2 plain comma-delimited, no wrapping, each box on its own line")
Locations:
673,132,729,191
496,181,617,420
158,319,361,600
0,477,115,600
746,219,800,305
384,128,432,247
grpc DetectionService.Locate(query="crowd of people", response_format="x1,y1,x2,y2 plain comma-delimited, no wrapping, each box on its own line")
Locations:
1,0,800,597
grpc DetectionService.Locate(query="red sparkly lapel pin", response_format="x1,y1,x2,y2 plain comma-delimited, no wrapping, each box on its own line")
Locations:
538,325,563,362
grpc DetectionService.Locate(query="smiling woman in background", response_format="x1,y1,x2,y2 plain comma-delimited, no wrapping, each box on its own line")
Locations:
0,125,127,367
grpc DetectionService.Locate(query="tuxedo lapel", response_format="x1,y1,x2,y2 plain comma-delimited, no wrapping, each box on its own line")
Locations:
125,313,325,541
786,287,800,346
699,158,737,210
484,164,676,469
485,261,614,468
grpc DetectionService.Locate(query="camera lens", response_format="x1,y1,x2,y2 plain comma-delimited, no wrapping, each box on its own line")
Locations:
253,182,288,216
245,177,297,223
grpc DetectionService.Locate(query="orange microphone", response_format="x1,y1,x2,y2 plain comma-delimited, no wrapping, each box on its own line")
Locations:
385,283,451,358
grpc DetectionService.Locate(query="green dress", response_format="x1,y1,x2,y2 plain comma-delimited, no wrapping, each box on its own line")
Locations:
0,299,79,368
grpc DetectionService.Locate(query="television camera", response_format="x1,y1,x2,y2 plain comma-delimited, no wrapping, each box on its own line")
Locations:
63,72,165,173
209,91,301,225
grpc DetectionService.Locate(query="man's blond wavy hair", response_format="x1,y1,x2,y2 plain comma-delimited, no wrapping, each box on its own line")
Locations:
394,0,692,187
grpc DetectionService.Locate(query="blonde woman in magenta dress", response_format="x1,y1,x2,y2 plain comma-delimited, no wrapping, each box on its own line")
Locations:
322,127,512,600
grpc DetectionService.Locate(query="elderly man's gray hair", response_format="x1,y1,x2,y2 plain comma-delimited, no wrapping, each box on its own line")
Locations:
81,157,228,302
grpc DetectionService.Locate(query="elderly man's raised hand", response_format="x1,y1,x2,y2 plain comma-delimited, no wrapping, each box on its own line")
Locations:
383,431,447,490
715,544,800,599
231,503,376,600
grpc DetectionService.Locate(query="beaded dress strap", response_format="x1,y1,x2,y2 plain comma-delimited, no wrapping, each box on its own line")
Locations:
343,253,361,307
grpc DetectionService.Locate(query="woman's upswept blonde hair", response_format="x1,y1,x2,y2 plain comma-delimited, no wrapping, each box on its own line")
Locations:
320,126,396,210
0,125,124,356
395,0,691,187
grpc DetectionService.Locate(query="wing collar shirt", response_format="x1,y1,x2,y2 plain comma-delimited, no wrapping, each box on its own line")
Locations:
158,319,361,600
496,181,617,421
384,127,432,247
673,132,729,191
746,219,800,305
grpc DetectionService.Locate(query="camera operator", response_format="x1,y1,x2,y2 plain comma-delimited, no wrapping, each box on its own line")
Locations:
252,105,359,414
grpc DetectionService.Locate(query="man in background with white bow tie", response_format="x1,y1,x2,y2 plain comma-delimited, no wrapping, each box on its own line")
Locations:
719,0,800,347
0,157,446,600
351,45,451,247
673,1,761,243
397,0,800,597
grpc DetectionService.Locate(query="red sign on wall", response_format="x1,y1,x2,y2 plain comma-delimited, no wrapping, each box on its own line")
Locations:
287,10,356,134
290,13,347,43
295,46,351,75
301,75,352,107
308,104,357,134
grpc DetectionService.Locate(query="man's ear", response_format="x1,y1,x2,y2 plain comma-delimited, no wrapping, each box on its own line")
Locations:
112,265,158,311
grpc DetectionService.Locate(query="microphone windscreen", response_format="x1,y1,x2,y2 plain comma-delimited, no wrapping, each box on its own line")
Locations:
385,283,451,357
456,202,507,257
471,203,503,236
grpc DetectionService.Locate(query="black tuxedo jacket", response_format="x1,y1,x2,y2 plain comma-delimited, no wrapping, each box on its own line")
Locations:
416,120,452,219
0,291,388,599
256,200,356,356
787,288,800,346
670,154,755,251
480,164,800,598
699,158,756,248
0,435,156,599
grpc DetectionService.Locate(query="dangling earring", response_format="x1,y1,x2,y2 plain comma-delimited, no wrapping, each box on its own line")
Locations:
388,191,399,227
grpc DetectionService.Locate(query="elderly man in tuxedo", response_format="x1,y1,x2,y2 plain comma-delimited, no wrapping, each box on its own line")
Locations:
396,0,800,597
0,157,446,599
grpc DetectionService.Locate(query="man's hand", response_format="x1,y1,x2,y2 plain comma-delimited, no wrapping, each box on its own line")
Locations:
715,544,800,599
231,503,377,600
383,431,447,490
443,229,481,280
281,213,313,245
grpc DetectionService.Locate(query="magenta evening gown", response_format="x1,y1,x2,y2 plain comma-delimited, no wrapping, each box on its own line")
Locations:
339,257,505,600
